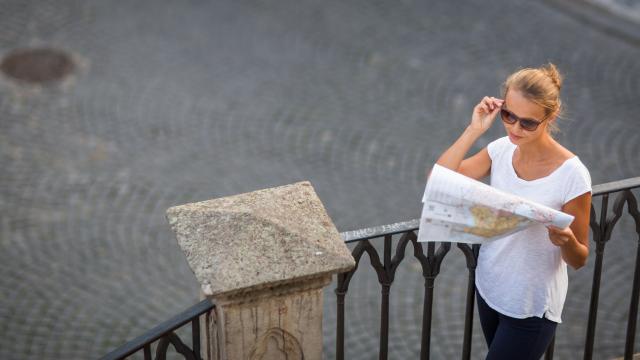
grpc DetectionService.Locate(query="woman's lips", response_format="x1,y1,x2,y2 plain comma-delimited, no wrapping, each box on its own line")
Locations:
509,132,522,140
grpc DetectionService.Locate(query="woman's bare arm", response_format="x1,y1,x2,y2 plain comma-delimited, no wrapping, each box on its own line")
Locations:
427,96,503,181
432,127,487,177
548,192,592,269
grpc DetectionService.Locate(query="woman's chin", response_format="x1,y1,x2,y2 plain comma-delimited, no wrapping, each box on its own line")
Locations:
508,132,523,143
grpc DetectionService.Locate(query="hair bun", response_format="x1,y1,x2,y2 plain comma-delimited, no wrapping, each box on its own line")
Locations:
542,62,563,90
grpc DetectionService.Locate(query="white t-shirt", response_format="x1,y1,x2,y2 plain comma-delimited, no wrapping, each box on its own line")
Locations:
475,136,592,323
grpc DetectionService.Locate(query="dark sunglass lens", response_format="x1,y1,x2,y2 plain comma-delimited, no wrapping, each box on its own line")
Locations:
520,119,539,131
500,109,516,124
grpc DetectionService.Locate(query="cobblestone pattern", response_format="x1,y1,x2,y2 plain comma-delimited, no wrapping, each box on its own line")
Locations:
0,0,639,359
588,0,640,23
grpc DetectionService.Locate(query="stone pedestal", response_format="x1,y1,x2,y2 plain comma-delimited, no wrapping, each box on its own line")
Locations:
200,275,330,360
166,181,355,360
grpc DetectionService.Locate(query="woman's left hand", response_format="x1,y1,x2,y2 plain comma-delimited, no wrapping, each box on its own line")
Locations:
547,225,575,247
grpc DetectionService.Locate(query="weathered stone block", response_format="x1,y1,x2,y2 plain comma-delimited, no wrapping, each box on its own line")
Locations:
166,181,354,297
200,276,330,360
166,181,355,360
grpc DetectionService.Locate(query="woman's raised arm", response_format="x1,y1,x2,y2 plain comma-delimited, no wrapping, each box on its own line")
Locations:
428,96,503,180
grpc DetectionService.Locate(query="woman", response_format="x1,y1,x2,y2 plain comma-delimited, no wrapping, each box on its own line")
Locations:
434,63,592,359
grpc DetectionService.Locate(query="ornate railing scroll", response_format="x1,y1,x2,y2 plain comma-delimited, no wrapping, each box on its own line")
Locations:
584,179,640,360
337,176,640,360
338,221,452,360
100,299,215,360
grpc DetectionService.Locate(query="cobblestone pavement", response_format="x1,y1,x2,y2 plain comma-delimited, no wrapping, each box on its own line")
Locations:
588,0,640,23
0,0,639,359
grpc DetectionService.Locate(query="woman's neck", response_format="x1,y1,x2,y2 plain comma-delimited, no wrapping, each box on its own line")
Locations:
516,133,556,163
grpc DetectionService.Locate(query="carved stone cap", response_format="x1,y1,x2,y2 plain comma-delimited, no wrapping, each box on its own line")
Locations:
166,181,355,297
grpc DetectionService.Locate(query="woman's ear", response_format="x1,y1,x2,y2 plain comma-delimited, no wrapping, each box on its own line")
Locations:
548,116,556,126
544,111,559,134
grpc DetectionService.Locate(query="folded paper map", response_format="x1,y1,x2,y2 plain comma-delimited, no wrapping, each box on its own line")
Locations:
417,164,574,244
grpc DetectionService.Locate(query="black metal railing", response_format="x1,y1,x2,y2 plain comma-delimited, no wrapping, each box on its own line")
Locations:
337,176,640,360
102,176,640,360
99,299,214,360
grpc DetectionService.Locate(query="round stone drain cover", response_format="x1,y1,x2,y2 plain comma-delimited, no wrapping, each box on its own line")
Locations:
0,48,75,84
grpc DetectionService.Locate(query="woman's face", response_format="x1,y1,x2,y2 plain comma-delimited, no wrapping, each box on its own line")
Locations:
502,89,551,145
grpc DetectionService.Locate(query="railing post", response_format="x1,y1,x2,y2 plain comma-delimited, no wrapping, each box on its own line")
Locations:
166,181,355,360
419,242,437,360
420,275,435,360
584,194,609,360
379,235,392,360
458,243,479,360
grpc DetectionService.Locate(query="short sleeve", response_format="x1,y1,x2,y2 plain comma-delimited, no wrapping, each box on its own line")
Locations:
563,160,592,204
487,136,509,161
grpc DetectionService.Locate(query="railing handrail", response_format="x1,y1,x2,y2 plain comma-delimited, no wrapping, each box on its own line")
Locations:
340,176,640,243
99,299,215,360
592,176,640,196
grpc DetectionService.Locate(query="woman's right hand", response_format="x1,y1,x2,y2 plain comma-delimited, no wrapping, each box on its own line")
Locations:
469,96,504,133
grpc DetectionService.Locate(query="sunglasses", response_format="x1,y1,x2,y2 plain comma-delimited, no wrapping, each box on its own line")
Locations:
500,107,544,131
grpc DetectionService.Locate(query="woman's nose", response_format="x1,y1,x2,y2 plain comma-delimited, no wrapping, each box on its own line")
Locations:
512,121,525,134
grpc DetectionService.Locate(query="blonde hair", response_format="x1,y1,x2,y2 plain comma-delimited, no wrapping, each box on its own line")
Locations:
502,63,564,135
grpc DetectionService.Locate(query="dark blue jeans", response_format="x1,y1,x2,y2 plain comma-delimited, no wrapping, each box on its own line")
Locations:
476,289,557,360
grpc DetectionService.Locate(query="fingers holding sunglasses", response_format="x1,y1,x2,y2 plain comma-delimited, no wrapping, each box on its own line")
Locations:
474,96,502,114
480,98,495,114
480,96,493,112
470,97,500,133
486,97,504,111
